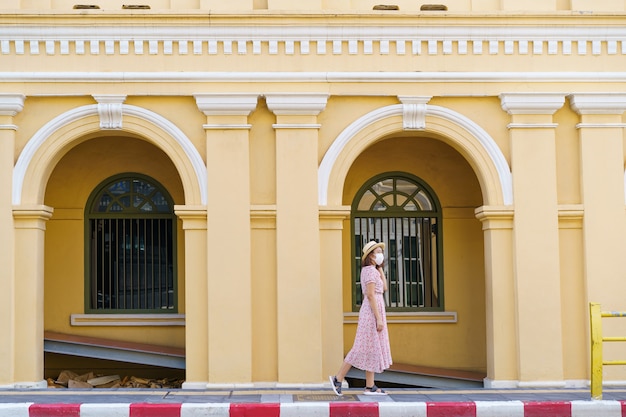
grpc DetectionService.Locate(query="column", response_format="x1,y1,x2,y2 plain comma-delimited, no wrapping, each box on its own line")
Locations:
475,206,517,388
13,205,53,387
319,207,351,378
266,93,329,383
0,94,24,386
500,93,566,385
174,206,208,388
569,93,626,310
195,93,257,383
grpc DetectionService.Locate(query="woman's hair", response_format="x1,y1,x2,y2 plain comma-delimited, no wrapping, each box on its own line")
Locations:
362,251,382,268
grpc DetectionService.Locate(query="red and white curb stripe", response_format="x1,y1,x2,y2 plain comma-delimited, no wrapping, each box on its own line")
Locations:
1,401,625,417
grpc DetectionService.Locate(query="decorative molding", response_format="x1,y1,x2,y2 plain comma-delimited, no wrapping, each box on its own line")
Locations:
0,124,17,130
0,93,25,116
93,95,126,129
203,124,252,130
265,93,329,116
194,93,259,116
318,104,513,206
2,25,626,58
398,96,431,130
569,93,626,115
507,123,559,129
272,123,321,129
576,123,626,129
13,105,208,206
6,71,626,85
500,93,566,115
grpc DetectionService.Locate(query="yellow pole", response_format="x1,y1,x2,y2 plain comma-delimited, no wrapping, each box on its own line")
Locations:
590,302,603,400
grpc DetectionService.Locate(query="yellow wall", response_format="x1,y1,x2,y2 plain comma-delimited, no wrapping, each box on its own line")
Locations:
2,5,626,389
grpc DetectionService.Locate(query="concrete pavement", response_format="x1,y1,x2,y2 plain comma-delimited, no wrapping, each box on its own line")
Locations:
1,386,625,416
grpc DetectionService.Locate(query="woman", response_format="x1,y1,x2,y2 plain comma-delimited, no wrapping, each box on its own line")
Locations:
329,240,392,396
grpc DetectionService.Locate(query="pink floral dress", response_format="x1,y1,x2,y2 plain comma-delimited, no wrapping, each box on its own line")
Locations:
344,265,392,373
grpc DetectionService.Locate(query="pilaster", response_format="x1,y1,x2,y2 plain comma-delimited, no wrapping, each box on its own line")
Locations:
500,92,566,386
475,206,517,387
0,94,24,386
569,93,626,310
266,93,328,383
12,205,53,388
195,93,257,384
174,205,208,389
319,206,351,379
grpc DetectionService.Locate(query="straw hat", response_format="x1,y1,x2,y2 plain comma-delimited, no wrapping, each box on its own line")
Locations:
361,240,385,263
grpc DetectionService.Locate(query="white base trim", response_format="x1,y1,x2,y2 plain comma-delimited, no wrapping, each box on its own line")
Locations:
484,378,607,389
483,378,518,389
0,380,47,389
181,381,209,390
518,380,567,388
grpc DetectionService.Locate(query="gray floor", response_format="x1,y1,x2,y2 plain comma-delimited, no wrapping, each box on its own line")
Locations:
0,387,624,404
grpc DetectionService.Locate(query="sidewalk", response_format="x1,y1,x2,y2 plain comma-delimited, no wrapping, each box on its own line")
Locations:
1,386,626,417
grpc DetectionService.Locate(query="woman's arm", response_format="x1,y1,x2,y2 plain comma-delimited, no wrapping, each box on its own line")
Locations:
377,266,388,292
366,281,384,332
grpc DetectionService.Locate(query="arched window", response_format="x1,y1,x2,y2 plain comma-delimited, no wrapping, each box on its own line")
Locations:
352,173,443,311
85,174,177,313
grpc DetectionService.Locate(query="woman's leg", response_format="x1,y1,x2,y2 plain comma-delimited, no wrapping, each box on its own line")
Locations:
335,361,352,381
365,371,375,388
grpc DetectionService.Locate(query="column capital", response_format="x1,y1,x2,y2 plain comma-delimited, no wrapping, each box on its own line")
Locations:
500,93,566,115
12,205,54,230
0,94,25,116
475,205,514,230
265,93,329,116
194,93,259,116
174,205,207,230
568,93,626,115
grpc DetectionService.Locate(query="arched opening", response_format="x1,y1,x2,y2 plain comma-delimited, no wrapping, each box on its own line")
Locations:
341,134,486,388
44,135,187,385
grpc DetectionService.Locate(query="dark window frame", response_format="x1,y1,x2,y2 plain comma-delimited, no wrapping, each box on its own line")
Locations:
351,172,444,312
84,173,178,314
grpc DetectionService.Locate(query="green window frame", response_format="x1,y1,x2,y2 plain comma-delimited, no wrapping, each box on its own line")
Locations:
352,172,443,312
84,173,178,313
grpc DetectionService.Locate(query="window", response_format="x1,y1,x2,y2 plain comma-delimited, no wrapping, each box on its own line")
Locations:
352,173,442,311
85,174,177,313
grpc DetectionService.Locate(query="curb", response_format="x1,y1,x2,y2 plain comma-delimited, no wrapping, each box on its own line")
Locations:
1,400,625,417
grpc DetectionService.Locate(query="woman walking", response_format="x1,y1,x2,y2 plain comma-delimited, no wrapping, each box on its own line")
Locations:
329,240,392,396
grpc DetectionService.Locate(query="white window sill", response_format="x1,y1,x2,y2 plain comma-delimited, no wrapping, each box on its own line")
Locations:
343,311,457,324
71,313,185,327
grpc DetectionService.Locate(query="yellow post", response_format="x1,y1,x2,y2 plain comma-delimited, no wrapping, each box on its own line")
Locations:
589,302,603,400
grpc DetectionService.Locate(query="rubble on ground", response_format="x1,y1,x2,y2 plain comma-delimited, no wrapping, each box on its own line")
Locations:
47,370,184,388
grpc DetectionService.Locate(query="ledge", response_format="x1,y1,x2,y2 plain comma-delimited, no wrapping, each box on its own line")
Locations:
344,311,457,324
70,313,185,327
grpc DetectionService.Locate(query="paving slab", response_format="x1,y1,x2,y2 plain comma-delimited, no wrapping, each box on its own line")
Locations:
0,387,625,417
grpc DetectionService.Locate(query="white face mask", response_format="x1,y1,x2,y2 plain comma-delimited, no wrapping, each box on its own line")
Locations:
374,253,384,265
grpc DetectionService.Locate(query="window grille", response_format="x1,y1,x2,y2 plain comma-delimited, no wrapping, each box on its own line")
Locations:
85,174,177,313
352,173,442,311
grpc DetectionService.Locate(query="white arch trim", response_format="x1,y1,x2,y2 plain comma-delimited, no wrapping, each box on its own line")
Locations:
318,104,513,206
13,104,207,205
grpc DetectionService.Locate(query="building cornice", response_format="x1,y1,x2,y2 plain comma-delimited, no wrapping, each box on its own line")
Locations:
1,24,626,58
2,71,626,86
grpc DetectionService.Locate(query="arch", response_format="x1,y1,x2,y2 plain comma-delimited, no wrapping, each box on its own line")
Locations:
319,104,512,207
13,104,207,206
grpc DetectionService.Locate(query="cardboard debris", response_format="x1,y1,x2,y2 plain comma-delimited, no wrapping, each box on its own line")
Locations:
48,370,184,389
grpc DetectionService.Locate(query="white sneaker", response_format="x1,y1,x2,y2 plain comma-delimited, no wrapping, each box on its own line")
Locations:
363,385,387,396
329,376,343,396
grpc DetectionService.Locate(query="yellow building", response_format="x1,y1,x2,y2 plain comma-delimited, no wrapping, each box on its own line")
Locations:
1,0,626,389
